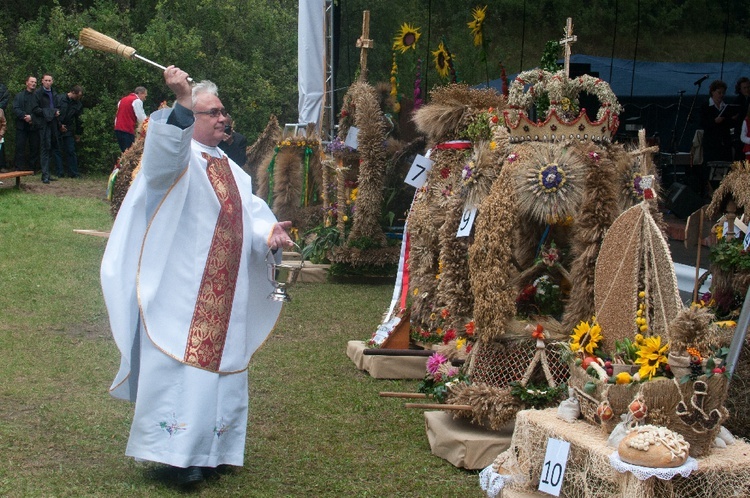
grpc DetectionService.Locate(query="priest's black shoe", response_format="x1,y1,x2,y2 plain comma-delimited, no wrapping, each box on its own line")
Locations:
176,466,204,486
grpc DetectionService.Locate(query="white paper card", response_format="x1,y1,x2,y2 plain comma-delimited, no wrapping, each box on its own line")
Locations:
405,154,433,188
538,438,570,496
344,126,359,150
723,221,741,239
370,316,401,346
456,207,477,237
734,218,748,234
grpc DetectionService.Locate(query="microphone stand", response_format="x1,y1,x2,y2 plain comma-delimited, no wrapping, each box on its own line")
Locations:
668,90,686,153
679,80,704,149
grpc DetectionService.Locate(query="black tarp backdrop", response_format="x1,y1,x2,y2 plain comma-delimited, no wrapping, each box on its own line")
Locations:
486,54,750,156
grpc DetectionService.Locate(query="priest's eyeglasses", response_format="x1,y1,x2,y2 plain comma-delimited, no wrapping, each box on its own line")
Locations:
194,108,228,118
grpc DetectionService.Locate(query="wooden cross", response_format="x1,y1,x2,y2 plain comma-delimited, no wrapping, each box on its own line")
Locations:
356,10,374,82
558,17,577,77
630,129,660,174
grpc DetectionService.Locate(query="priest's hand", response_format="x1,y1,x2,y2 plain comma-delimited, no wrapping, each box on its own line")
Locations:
164,65,192,110
268,221,295,251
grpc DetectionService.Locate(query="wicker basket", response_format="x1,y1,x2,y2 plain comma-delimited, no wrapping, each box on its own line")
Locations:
568,363,729,457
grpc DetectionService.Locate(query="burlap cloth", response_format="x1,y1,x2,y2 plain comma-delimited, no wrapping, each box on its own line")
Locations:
424,410,514,470
492,408,750,498
345,340,427,379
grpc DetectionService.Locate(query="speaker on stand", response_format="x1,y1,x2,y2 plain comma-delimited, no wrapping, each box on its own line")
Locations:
665,182,705,220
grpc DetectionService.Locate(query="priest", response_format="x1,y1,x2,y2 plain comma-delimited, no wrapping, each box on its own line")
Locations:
101,65,293,486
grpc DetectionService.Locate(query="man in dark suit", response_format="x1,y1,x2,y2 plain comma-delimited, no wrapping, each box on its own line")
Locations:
33,73,60,183
218,114,248,169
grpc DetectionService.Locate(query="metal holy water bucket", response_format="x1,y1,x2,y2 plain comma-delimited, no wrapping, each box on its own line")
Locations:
265,244,305,302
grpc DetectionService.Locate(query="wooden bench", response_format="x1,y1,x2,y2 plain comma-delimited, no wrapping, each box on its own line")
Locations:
0,170,34,189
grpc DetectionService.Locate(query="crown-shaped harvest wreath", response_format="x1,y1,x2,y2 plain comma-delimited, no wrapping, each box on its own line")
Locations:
504,69,622,143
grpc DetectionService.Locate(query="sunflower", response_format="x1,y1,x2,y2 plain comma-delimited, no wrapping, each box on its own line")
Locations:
393,23,421,53
467,5,487,47
432,41,451,78
570,318,602,355
635,335,669,380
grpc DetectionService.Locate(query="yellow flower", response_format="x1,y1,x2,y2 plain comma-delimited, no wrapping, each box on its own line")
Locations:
413,287,419,296
635,335,669,380
489,141,497,150
350,187,358,202
467,5,487,47
456,337,467,350
570,318,602,355
392,23,421,54
432,42,451,78
715,320,737,328
615,372,632,384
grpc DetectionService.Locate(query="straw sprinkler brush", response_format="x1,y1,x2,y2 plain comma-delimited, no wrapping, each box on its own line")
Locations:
78,28,193,82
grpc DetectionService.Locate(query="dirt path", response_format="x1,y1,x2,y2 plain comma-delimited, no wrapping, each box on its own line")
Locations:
4,173,109,200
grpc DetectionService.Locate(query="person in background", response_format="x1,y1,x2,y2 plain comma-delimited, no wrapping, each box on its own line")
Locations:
699,80,733,195
0,101,6,178
732,77,750,161
0,81,9,173
12,75,40,172
114,86,147,152
218,114,248,169
740,105,750,162
101,66,293,488
33,73,60,184
55,85,84,178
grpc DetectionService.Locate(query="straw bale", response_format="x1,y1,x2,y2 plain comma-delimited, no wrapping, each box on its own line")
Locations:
495,408,750,498
246,114,281,191
446,382,523,431
436,194,474,326
706,160,750,220
347,82,388,245
413,84,505,143
469,165,518,340
725,339,750,438
270,146,303,223
110,136,144,218
668,306,715,354
561,142,623,333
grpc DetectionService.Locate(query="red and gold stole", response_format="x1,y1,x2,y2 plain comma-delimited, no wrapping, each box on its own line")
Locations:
184,154,243,371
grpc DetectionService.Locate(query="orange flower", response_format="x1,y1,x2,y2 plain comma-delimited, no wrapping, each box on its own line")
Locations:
465,320,475,336
440,308,450,319
531,324,545,339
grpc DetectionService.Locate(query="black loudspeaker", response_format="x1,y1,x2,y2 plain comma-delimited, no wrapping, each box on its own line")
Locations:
666,182,704,220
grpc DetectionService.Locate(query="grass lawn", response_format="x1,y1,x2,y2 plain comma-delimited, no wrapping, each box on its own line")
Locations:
0,183,485,497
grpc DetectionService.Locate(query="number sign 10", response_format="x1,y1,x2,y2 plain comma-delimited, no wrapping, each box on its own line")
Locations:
538,438,570,496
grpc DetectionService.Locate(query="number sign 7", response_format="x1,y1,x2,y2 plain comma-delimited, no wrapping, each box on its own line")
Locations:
405,154,433,188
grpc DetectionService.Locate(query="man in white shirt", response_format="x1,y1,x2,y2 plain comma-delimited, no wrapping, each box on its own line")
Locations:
114,86,148,152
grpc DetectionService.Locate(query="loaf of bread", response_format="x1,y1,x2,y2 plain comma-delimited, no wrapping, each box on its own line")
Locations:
617,425,689,468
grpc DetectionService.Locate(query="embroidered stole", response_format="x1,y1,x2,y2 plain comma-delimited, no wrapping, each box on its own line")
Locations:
184,154,243,370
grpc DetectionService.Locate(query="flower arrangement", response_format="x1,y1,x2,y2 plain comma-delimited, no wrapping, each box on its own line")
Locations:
516,274,564,319
463,107,503,143
509,381,568,409
278,137,320,149
569,309,672,385
506,69,622,124
418,352,469,403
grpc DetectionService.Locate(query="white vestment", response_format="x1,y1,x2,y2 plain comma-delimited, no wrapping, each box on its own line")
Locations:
101,108,282,467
